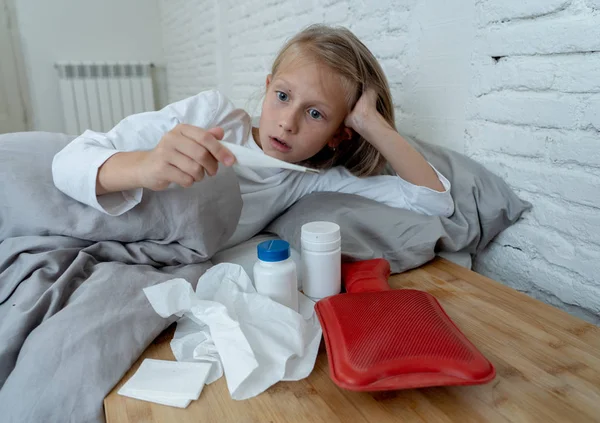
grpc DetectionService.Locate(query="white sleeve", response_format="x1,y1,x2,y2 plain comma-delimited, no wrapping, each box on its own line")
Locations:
307,165,455,217
52,89,230,215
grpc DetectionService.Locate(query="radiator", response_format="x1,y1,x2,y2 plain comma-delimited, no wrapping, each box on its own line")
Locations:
56,62,155,134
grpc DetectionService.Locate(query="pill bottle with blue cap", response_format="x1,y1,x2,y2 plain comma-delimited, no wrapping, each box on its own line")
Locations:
253,240,298,312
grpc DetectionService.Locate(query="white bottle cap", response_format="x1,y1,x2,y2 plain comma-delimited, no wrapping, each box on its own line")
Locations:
301,222,341,253
301,221,340,243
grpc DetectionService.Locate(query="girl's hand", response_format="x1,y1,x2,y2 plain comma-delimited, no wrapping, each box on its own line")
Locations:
344,88,392,140
136,124,235,191
344,90,446,192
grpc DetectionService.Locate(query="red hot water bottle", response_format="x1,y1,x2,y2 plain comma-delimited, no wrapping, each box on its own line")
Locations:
314,259,496,391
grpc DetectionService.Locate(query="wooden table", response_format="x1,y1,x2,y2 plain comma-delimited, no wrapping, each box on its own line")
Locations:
104,258,600,422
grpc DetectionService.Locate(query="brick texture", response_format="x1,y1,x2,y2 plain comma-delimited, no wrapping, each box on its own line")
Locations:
468,0,600,320
475,0,571,25
159,0,218,102
478,16,600,56
159,0,600,322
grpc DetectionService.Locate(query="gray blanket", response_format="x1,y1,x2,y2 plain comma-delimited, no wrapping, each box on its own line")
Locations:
0,131,529,423
0,133,243,422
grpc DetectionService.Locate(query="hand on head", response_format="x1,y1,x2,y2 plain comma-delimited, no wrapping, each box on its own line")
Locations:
344,88,388,137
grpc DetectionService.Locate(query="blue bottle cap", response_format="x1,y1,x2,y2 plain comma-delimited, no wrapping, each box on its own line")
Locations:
257,240,290,262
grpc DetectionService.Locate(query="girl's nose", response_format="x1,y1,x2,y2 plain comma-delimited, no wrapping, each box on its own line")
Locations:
279,109,299,134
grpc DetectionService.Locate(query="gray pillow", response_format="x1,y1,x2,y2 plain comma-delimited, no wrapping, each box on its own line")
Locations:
0,131,242,258
267,137,531,273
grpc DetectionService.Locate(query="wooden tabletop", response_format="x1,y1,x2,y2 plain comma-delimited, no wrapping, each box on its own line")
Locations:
104,258,600,423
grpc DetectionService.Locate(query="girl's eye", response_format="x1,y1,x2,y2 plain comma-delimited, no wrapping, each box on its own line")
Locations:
277,91,289,102
308,109,322,120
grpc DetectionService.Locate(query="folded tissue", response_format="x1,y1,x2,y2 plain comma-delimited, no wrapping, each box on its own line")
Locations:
118,359,212,408
142,263,322,401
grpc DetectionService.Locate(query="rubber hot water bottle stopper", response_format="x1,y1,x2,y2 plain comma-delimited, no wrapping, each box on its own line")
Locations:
314,259,496,391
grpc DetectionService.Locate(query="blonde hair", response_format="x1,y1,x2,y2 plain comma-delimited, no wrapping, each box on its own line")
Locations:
270,24,395,177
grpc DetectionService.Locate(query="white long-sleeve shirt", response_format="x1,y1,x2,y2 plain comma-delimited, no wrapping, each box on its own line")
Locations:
52,90,454,249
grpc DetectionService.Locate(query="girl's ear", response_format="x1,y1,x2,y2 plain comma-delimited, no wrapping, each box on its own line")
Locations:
266,74,272,88
329,126,353,148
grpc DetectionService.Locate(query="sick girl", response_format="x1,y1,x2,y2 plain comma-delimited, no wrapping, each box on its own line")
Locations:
53,24,454,249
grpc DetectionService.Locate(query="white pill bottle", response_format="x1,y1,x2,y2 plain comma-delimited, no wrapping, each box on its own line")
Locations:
253,240,298,312
300,221,341,301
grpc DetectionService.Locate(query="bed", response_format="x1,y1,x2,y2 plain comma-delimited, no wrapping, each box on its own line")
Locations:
0,131,529,422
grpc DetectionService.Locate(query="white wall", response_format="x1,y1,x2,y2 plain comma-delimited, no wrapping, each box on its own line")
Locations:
159,0,600,322
160,0,219,103
13,0,165,133
468,0,600,324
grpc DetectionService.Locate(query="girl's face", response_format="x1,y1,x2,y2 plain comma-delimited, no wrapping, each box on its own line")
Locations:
257,58,353,163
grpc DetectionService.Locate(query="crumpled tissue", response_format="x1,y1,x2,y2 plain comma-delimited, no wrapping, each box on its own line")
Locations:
143,263,322,400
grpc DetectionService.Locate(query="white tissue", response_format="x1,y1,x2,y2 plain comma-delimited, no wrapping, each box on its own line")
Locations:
170,316,224,383
143,263,322,400
118,359,211,408
121,392,191,408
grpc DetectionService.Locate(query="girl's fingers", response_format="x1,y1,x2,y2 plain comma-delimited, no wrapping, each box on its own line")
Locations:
178,124,235,166
168,150,206,181
171,132,209,164
164,164,194,188
173,142,219,176
207,126,224,140
197,149,219,176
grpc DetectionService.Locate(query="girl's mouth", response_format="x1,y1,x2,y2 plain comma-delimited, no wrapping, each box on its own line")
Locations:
269,136,292,152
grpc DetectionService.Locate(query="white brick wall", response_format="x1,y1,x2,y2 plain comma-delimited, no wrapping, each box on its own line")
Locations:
159,0,600,323
468,0,600,324
159,0,218,102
